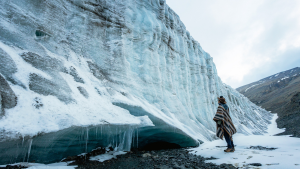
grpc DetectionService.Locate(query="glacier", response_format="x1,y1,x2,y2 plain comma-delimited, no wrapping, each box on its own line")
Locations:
0,0,272,164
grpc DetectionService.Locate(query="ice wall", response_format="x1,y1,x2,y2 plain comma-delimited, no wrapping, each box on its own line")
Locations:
0,0,272,164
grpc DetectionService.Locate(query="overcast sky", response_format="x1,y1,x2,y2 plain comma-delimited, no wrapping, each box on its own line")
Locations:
167,0,300,88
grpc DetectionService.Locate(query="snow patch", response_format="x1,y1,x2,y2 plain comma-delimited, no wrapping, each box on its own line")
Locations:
265,114,285,136
281,76,289,80
90,151,127,162
0,162,76,169
245,81,264,92
190,114,300,169
277,76,290,83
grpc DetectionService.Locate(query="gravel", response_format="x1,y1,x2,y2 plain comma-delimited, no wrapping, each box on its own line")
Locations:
70,148,237,169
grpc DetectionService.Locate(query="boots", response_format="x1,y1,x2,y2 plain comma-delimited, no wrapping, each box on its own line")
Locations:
224,147,234,152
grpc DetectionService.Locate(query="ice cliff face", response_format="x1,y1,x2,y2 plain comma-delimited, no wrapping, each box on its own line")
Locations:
0,0,272,164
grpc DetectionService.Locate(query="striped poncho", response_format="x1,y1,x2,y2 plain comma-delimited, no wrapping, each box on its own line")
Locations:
213,105,236,140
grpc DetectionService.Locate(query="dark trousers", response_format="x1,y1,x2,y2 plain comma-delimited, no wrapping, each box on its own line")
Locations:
224,131,234,149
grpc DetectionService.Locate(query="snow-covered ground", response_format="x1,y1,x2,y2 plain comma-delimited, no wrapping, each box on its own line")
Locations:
0,162,76,169
190,114,300,169
0,151,128,169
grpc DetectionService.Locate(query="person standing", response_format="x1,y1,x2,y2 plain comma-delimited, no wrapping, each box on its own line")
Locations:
213,96,237,152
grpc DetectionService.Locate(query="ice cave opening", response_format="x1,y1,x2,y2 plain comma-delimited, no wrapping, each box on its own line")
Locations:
141,141,181,151
113,103,199,150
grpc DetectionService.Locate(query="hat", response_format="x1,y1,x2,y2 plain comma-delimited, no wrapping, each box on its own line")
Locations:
218,96,226,104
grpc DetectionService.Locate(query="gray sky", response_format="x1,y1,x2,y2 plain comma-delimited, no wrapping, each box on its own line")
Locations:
167,0,300,88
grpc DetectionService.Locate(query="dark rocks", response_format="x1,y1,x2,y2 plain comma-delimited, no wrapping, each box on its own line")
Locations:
178,153,185,159
0,45,22,102
249,146,277,151
219,163,236,169
32,97,43,109
0,48,23,87
0,74,17,116
158,165,171,169
69,66,84,83
205,156,218,160
277,92,300,137
62,147,107,164
249,163,262,166
20,52,64,72
77,86,89,98
87,61,111,82
29,73,74,104
74,148,237,169
20,52,76,103
291,92,300,105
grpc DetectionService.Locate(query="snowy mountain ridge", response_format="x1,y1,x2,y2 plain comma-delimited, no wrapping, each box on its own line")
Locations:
240,67,300,93
0,0,271,164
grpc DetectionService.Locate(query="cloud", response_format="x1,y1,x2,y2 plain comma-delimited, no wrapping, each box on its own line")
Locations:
167,0,300,88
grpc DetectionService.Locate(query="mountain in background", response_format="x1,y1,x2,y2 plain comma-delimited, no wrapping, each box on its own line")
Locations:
237,67,300,137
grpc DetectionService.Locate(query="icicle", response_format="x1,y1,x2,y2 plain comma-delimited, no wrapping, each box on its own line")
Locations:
115,128,118,149
121,131,126,150
85,127,88,160
96,127,98,139
101,125,102,138
23,142,27,162
136,128,138,148
27,139,33,163
132,127,135,148
129,127,134,151
15,142,19,161
112,134,114,149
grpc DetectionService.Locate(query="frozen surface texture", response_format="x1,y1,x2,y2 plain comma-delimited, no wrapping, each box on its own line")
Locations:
190,115,300,169
0,0,271,164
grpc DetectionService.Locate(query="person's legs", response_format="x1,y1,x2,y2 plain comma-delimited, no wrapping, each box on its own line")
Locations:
224,131,233,148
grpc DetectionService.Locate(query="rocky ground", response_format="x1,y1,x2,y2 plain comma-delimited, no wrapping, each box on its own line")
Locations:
68,148,236,169
0,148,236,169
276,92,300,137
